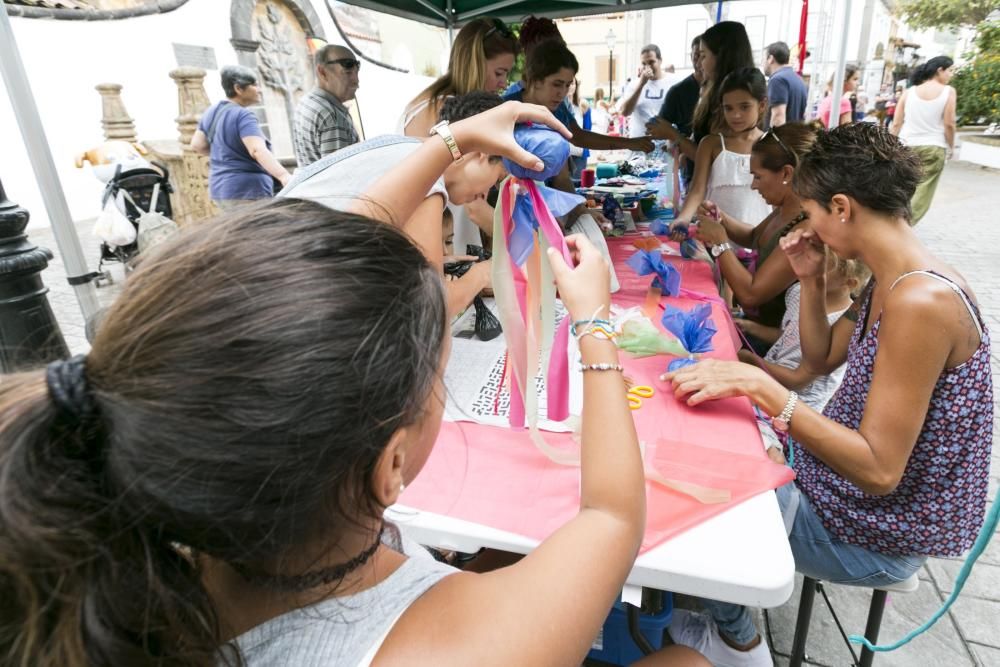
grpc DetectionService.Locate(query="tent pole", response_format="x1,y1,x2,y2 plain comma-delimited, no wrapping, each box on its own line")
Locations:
827,0,852,129
0,3,99,323
447,0,454,45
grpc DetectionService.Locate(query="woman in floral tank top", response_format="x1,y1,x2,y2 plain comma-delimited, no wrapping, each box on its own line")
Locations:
661,123,992,666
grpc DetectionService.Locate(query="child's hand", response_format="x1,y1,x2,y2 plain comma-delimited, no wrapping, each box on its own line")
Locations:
546,235,611,322
736,348,760,366
780,228,827,279
734,317,755,333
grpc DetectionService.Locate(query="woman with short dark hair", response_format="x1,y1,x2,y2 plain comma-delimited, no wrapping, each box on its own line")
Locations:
664,123,993,665
190,65,290,210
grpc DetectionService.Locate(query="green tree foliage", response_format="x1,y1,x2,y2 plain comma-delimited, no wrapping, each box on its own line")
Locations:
899,0,1000,31
953,55,1000,124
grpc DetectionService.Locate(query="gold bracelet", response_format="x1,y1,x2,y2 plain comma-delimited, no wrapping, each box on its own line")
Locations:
430,120,462,161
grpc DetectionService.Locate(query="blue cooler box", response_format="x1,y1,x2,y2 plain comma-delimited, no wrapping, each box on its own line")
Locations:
587,595,673,665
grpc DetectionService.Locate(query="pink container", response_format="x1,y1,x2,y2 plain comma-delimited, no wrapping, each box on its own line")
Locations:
580,168,596,187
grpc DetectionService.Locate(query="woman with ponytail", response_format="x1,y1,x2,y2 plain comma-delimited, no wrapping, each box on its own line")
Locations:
891,55,956,224
0,102,707,667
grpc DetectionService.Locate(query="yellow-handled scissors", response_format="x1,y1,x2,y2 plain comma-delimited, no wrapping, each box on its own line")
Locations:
627,385,655,410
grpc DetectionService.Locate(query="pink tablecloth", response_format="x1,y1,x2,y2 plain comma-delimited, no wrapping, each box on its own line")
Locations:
401,233,794,553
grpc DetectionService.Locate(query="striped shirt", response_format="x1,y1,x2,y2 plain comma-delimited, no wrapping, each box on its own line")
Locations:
293,87,359,168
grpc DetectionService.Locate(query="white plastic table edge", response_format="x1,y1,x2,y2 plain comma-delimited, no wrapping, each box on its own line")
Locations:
389,487,794,609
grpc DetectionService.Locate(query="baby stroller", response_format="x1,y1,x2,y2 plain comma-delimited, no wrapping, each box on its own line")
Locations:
97,160,173,284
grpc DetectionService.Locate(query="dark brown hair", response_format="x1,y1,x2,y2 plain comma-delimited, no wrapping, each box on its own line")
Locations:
794,123,923,220
752,121,824,171
692,21,755,137
524,39,578,85
0,199,447,666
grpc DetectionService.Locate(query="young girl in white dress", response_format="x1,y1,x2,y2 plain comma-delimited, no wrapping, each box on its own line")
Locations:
672,67,772,230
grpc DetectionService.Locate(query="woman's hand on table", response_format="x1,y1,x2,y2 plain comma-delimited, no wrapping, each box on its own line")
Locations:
779,228,827,279
450,101,571,173
661,358,787,409
546,234,610,321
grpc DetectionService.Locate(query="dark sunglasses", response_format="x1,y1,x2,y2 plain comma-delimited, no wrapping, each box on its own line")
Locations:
761,129,795,162
485,18,514,40
325,58,361,71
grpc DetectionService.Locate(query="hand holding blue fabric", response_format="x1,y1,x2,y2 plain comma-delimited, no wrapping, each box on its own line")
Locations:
502,124,584,266
626,249,681,296
662,303,717,371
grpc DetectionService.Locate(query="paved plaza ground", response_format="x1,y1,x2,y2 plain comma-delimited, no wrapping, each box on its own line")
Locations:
21,158,1000,666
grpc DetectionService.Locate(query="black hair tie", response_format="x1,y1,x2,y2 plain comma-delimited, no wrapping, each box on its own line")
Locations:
46,354,97,422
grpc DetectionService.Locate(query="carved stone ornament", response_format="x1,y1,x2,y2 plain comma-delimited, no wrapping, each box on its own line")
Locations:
96,83,138,143
256,2,307,134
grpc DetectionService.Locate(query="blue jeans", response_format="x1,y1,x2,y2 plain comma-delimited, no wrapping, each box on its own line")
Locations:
703,483,927,645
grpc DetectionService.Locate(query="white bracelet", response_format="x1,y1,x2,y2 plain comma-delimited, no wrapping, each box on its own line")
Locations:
578,362,624,372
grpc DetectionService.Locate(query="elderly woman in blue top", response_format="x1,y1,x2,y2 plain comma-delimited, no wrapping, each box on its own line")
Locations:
191,65,291,210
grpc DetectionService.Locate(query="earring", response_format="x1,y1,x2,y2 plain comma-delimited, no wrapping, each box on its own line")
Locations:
840,217,845,223
782,180,788,185
400,483,406,492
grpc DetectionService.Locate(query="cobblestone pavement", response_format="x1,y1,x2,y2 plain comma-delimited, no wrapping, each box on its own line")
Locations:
22,159,1000,667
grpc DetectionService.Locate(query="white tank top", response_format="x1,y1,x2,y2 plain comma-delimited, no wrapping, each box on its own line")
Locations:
899,86,951,149
396,97,433,135
706,134,773,226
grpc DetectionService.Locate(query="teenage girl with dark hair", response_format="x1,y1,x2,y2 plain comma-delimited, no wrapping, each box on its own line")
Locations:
663,123,992,666
646,21,755,165
817,63,860,128
0,102,708,667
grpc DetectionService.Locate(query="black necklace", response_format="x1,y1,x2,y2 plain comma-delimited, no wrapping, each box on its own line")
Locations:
230,522,386,593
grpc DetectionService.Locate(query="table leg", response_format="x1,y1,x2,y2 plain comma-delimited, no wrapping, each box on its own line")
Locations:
626,602,656,656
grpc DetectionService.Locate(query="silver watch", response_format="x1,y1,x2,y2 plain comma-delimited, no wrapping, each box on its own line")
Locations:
710,242,734,258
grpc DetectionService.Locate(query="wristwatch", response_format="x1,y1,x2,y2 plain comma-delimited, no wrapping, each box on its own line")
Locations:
772,391,799,432
430,120,462,161
710,242,734,258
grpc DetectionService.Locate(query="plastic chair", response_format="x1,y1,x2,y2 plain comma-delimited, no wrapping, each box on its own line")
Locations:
788,573,920,667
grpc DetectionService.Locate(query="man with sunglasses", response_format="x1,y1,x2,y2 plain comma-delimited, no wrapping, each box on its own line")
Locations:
293,45,361,168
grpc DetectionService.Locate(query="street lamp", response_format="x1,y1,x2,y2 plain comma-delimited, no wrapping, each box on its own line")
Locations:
606,29,617,98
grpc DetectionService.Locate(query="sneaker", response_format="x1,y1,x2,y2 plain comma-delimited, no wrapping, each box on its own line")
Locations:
668,609,773,667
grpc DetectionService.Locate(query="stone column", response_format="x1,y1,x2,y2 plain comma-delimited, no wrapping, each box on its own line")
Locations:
170,67,216,223
95,83,138,142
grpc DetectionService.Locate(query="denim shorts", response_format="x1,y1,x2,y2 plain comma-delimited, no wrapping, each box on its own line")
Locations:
777,483,927,587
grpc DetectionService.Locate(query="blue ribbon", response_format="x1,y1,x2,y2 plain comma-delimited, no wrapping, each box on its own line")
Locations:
662,303,716,357
626,249,681,296
508,182,583,267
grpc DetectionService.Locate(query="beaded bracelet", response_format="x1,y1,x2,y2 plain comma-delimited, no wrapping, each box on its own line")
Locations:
578,362,624,372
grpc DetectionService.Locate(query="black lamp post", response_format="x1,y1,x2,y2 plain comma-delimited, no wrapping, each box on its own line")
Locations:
0,176,69,371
